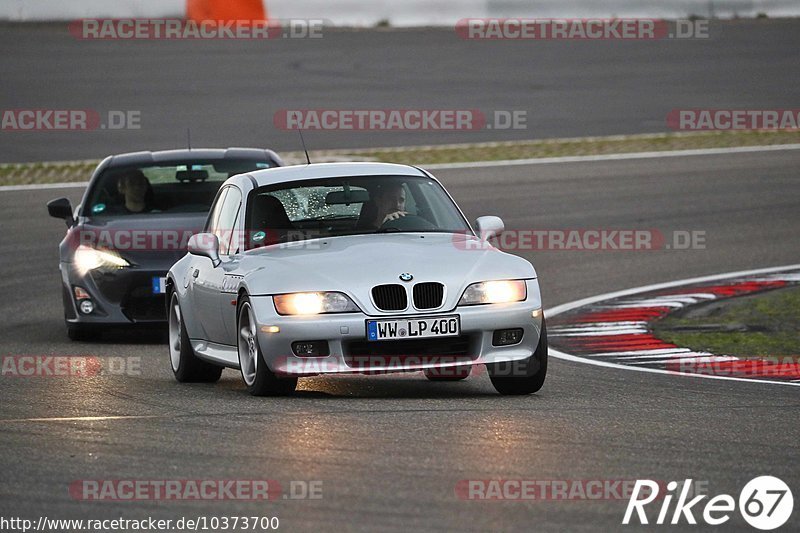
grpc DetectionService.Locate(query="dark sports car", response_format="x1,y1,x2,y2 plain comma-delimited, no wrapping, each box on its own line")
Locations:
47,148,282,340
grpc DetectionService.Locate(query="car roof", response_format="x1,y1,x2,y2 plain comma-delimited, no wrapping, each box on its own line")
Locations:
245,162,429,188
107,147,278,167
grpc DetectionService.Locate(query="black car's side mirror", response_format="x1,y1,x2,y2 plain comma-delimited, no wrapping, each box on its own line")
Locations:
47,197,74,227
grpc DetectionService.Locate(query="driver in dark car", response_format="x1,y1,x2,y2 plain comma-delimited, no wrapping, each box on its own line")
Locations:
116,170,153,213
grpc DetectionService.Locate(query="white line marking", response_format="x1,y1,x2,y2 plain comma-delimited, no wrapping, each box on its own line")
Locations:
595,348,692,357
613,353,708,361
4,142,800,192
546,264,800,388
551,349,800,387
550,328,649,336
0,415,165,423
424,143,800,170
0,181,88,192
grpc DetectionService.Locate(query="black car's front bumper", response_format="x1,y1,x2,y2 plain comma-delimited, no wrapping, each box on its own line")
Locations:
61,258,175,325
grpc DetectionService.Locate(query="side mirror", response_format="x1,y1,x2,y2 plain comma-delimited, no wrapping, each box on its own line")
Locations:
47,197,74,227
188,233,221,267
475,216,504,241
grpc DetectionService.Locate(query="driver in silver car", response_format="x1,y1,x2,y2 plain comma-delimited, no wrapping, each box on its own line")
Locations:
367,183,407,228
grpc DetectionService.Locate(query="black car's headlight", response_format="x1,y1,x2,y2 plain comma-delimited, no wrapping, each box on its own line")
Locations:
74,245,130,274
273,292,360,315
458,280,527,306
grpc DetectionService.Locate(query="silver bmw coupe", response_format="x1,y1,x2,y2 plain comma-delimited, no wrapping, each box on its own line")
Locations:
167,162,546,395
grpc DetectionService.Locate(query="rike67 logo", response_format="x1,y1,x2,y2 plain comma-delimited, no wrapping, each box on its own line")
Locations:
624,477,793,530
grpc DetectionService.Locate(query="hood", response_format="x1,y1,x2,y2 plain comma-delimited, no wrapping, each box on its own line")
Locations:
62,213,207,268
241,233,536,312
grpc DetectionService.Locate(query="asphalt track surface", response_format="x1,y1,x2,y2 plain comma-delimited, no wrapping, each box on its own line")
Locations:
1,19,800,162
1,149,799,531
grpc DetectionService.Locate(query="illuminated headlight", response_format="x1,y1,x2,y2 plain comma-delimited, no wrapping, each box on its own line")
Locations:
458,280,527,306
74,245,130,274
273,292,359,316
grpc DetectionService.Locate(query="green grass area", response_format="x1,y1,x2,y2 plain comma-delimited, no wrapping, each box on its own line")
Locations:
325,130,800,165
653,285,800,358
2,130,800,186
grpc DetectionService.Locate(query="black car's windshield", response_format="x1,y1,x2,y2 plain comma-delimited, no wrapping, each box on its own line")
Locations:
84,159,274,217
244,175,471,249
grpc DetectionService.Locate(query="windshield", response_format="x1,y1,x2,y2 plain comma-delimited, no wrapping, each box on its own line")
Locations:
244,175,471,249
83,159,274,217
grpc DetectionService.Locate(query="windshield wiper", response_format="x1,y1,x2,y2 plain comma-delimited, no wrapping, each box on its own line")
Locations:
303,214,356,221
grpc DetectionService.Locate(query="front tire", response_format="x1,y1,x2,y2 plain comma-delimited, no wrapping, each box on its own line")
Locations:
488,319,548,395
168,292,223,383
237,295,297,396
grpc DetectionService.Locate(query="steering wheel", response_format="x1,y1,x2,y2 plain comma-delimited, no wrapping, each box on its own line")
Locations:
378,214,437,232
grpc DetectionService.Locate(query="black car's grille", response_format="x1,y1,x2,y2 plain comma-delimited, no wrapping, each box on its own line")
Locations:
121,283,166,322
413,282,444,310
372,284,407,311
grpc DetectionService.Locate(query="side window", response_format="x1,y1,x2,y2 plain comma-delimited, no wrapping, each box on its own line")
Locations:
205,187,229,233
215,187,242,256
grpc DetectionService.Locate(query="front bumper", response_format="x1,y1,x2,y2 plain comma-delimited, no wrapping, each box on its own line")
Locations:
61,262,170,325
250,287,543,376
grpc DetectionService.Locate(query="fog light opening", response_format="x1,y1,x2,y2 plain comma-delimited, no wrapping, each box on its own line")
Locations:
492,328,523,347
79,299,95,315
291,340,330,357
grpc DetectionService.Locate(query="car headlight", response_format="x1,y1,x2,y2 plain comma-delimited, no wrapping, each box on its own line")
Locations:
273,292,360,315
74,245,130,274
458,280,527,306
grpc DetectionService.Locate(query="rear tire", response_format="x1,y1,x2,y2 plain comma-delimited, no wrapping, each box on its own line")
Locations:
168,292,223,383
237,295,297,396
488,319,548,395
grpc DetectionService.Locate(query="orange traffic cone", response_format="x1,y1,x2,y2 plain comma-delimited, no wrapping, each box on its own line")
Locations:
186,0,268,23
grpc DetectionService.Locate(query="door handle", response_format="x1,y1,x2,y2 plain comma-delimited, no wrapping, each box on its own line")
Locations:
192,268,200,279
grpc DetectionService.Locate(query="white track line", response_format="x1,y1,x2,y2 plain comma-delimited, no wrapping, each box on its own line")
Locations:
3,143,800,192
424,143,800,170
545,264,800,388
0,181,88,192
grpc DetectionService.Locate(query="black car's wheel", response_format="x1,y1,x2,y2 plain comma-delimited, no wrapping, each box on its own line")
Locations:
424,366,471,381
66,322,98,342
168,292,223,383
237,295,297,396
488,319,548,395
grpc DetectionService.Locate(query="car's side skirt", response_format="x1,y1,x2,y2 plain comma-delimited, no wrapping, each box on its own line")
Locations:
190,339,239,369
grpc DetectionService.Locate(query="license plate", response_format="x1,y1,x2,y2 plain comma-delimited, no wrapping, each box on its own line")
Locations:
152,277,166,294
367,315,460,341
